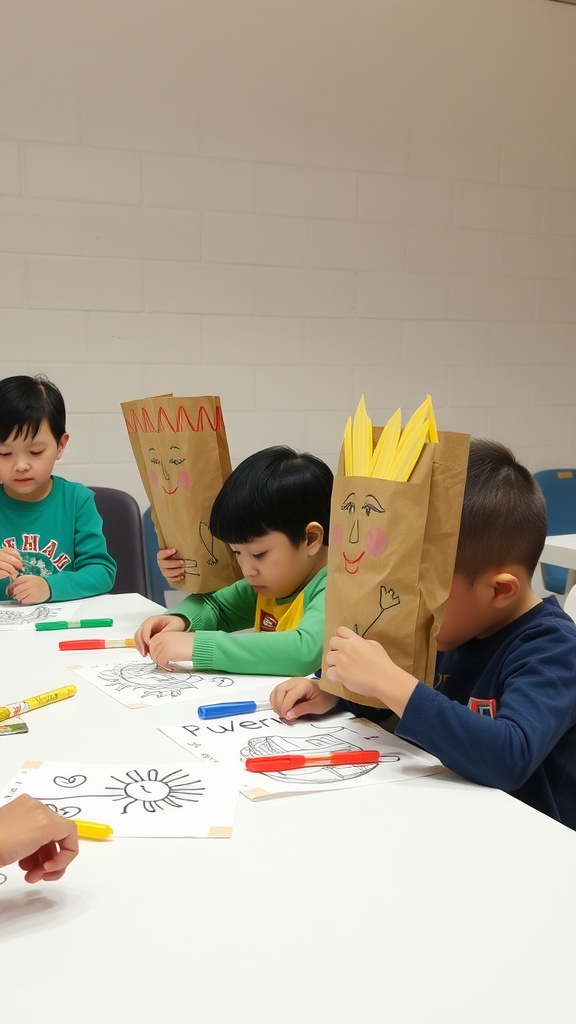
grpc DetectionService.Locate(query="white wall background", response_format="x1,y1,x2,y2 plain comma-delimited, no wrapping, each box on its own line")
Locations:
1,0,576,511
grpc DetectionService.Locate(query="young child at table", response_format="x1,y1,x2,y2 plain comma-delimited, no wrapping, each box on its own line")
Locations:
271,438,576,831
0,794,79,883
134,445,333,676
0,374,116,603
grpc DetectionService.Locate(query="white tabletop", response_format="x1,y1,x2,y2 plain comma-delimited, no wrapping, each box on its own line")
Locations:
541,533,576,570
1,594,576,1024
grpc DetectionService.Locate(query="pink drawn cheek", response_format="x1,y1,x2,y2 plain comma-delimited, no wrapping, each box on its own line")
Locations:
365,526,388,557
330,523,343,548
177,471,193,490
149,469,159,488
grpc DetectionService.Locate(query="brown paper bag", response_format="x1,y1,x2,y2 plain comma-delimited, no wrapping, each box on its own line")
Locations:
121,394,242,594
321,430,470,707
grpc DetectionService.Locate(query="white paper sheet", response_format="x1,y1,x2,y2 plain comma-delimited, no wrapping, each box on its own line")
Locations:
70,656,282,710
0,601,82,629
159,712,446,799
0,760,242,837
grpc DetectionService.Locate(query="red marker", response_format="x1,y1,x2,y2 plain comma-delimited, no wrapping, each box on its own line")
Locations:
59,638,137,651
245,749,383,772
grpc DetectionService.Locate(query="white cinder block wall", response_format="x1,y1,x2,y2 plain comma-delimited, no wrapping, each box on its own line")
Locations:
1,0,576,516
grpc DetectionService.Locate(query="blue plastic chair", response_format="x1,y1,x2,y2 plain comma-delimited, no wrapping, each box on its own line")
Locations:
142,506,168,607
533,469,576,595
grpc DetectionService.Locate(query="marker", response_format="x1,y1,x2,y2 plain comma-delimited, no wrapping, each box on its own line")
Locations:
245,749,383,772
58,638,137,651
197,700,273,720
73,819,114,841
0,685,77,723
35,618,113,632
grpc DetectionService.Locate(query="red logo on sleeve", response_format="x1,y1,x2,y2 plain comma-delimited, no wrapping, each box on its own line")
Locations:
468,697,498,719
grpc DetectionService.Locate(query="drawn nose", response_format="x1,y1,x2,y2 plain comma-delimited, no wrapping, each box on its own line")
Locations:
161,461,170,481
348,519,359,544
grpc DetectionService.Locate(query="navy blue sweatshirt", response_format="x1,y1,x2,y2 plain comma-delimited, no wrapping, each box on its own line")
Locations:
348,597,576,829
342,598,576,827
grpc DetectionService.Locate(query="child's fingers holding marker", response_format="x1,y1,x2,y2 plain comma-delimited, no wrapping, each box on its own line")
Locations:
0,547,23,580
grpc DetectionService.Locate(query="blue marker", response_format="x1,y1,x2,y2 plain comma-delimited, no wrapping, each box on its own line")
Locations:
197,700,273,720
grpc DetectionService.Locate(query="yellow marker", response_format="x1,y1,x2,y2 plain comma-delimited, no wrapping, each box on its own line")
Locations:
74,820,114,841
0,684,77,723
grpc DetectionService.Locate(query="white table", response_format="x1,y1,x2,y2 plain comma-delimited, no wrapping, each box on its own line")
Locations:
1,593,576,1024
540,534,576,594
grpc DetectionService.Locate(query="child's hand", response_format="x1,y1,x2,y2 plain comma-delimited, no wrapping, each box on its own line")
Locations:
6,575,50,605
326,626,418,716
0,547,23,582
0,795,79,883
148,631,194,670
134,614,185,656
157,547,186,583
270,676,339,721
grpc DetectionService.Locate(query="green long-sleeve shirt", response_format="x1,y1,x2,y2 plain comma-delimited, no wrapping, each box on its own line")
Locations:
168,565,327,676
0,476,116,602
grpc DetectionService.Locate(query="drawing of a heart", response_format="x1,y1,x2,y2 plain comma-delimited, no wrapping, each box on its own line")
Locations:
53,775,87,788
46,803,82,817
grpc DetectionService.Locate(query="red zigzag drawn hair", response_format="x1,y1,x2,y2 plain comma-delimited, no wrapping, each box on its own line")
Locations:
124,404,223,434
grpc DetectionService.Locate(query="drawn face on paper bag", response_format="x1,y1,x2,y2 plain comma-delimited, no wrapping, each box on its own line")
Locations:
330,490,389,575
146,437,193,498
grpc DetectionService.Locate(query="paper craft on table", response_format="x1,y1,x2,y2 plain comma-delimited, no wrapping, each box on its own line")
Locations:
0,600,83,630
69,657,285,710
160,711,445,800
0,760,241,838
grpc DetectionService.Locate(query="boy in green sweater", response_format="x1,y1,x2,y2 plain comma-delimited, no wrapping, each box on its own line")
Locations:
134,446,333,676
0,374,116,603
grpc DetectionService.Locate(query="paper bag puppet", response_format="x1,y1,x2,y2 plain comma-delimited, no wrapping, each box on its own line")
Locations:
321,396,470,708
122,394,241,594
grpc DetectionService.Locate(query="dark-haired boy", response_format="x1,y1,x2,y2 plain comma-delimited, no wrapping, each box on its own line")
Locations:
0,374,116,603
272,439,576,830
134,446,333,676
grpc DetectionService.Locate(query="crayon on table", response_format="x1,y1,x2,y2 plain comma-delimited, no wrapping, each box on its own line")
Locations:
197,700,273,720
73,820,114,841
245,749,383,772
35,618,113,631
0,685,77,722
59,638,137,651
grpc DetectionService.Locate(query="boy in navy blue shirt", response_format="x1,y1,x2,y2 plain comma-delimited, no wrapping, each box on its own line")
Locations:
271,439,576,830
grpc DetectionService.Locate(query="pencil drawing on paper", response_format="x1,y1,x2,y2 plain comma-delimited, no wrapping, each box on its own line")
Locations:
43,768,206,816
0,873,6,885
97,662,235,700
0,603,55,626
240,728,400,785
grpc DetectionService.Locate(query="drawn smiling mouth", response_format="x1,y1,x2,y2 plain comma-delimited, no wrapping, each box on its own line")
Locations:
343,551,365,574
162,487,178,495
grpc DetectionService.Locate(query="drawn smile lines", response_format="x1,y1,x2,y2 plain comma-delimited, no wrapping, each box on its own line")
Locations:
343,551,365,574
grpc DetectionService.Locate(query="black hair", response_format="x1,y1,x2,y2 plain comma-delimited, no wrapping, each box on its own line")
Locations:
455,438,547,583
210,445,333,547
0,374,66,444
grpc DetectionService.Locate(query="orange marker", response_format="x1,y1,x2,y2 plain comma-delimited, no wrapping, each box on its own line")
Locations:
59,638,137,651
245,749,383,772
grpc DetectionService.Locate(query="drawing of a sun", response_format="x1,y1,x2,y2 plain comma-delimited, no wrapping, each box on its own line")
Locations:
105,768,205,814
